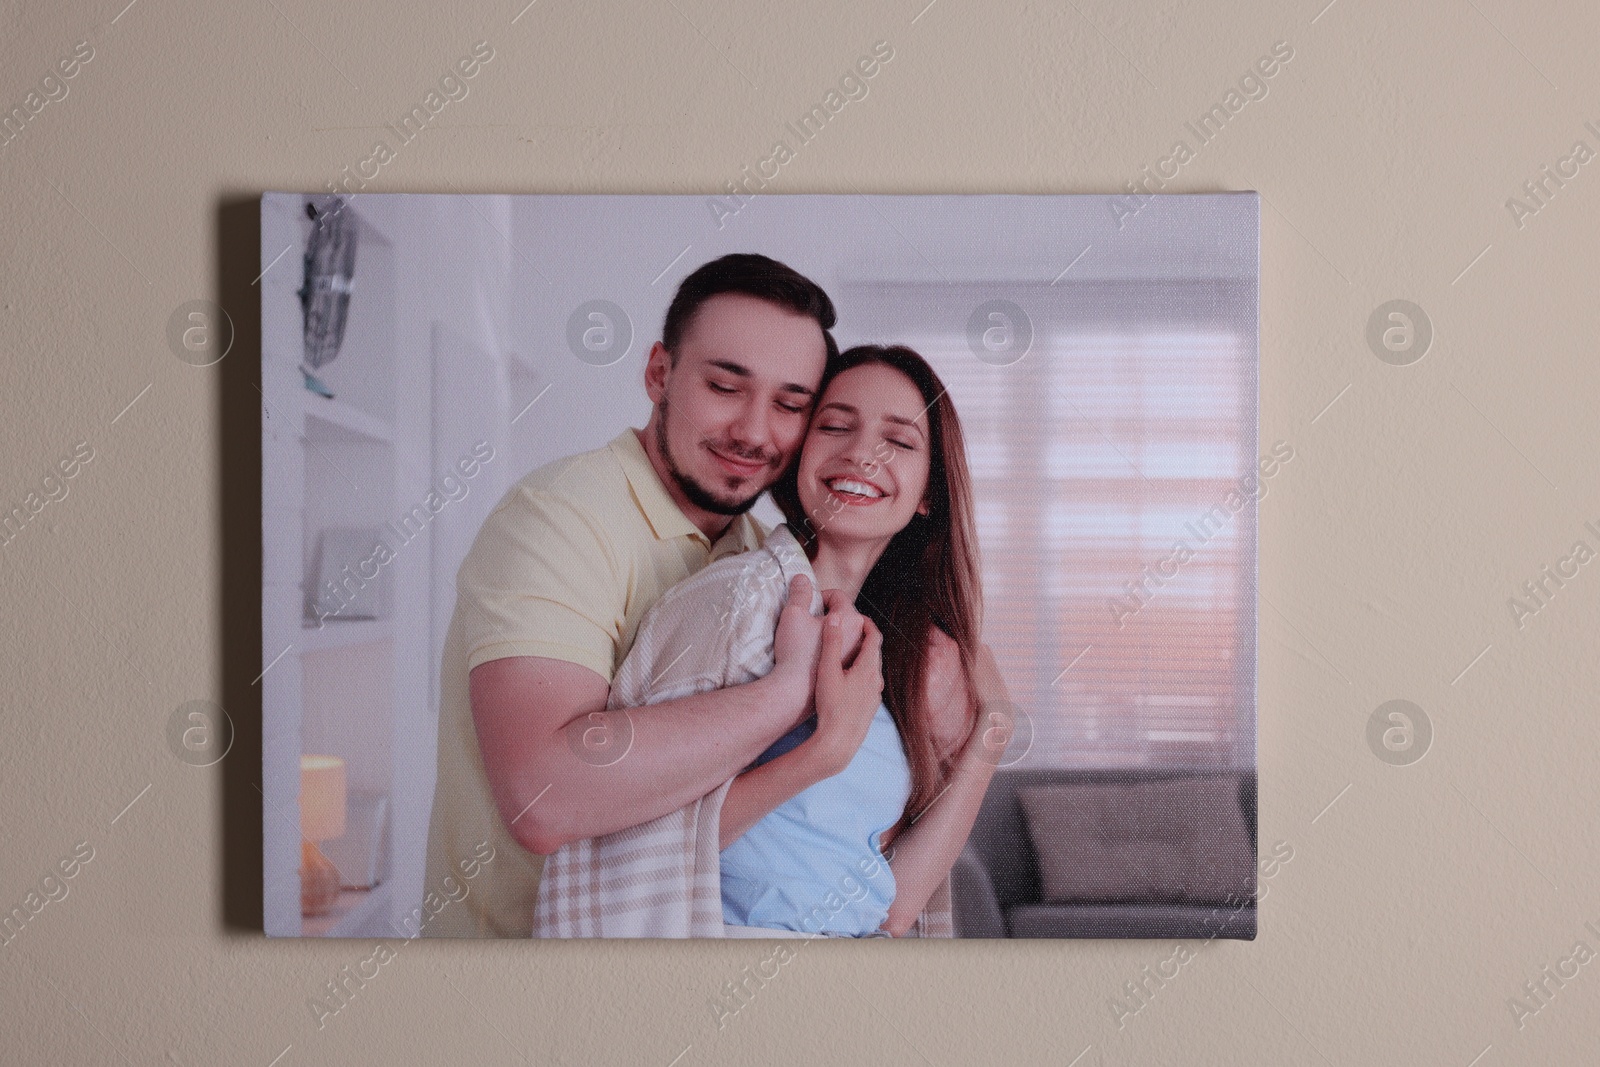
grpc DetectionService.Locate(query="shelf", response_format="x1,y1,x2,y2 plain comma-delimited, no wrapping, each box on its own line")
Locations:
304,397,395,446
299,617,393,653
302,883,392,938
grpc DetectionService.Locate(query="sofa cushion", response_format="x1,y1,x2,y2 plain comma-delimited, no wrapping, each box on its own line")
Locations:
1006,901,1256,940
1017,777,1254,905
949,847,1008,939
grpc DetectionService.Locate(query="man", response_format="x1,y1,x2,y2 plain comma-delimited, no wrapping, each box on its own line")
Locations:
422,253,882,937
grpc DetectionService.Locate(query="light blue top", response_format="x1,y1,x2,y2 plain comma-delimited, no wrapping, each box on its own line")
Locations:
720,703,911,936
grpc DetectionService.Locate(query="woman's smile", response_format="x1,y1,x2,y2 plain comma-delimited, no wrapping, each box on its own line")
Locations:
823,474,888,505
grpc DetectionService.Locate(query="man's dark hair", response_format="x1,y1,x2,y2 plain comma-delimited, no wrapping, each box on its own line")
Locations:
661,253,839,365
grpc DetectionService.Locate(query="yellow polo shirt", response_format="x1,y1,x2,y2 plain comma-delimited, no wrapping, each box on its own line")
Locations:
421,428,765,937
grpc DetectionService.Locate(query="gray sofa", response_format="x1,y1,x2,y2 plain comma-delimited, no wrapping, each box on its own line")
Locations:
950,768,1257,939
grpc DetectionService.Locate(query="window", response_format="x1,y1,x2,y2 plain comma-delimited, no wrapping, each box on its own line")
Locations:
846,279,1256,770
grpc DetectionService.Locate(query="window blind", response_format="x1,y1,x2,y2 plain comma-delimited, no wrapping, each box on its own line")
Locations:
848,281,1256,771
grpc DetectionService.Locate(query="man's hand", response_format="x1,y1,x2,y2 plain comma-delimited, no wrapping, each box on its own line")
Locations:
807,611,884,778
960,642,1018,768
768,574,824,729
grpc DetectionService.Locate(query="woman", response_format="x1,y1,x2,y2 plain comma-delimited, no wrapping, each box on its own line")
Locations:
533,345,1009,938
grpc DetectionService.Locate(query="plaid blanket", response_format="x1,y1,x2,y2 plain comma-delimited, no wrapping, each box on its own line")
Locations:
532,524,952,938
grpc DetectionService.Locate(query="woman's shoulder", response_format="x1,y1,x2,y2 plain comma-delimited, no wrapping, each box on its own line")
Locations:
648,539,791,621
709,525,812,605
922,626,974,754
923,624,964,672
618,543,790,700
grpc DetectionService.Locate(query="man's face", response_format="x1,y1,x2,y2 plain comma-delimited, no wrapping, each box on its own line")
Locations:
645,292,829,516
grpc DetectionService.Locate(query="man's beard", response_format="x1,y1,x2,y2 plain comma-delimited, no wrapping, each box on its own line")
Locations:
655,399,769,517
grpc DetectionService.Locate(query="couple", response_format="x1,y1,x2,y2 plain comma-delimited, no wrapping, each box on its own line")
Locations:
423,253,1012,938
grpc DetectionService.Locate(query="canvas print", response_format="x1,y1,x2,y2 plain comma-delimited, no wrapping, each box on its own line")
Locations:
260,192,1261,940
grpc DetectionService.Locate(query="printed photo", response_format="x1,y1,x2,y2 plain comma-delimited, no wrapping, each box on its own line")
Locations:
260,191,1261,940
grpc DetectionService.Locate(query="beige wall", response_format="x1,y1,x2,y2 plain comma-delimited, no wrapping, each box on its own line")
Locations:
1,0,1596,1063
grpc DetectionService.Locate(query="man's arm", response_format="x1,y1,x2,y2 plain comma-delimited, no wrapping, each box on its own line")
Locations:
473,574,825,855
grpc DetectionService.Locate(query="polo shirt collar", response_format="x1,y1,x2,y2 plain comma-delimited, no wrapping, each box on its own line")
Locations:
610,429,766,556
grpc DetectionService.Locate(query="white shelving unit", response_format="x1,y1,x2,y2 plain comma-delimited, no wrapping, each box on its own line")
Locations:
262,192,521,939
262,194,422,938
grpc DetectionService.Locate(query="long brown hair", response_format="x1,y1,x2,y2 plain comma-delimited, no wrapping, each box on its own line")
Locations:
772,345,984,837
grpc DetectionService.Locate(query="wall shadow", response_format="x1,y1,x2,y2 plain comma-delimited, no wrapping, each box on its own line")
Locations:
216,195,265,933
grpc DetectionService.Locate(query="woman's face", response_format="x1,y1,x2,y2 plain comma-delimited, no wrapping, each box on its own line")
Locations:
795,362,933,547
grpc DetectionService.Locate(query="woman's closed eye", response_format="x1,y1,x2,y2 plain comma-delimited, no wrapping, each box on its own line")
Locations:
817,419,917,451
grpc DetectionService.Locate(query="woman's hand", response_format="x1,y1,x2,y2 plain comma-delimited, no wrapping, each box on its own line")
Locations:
806,606,883,778
819,588,865,665
719,595,880,848
765,579,868,725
